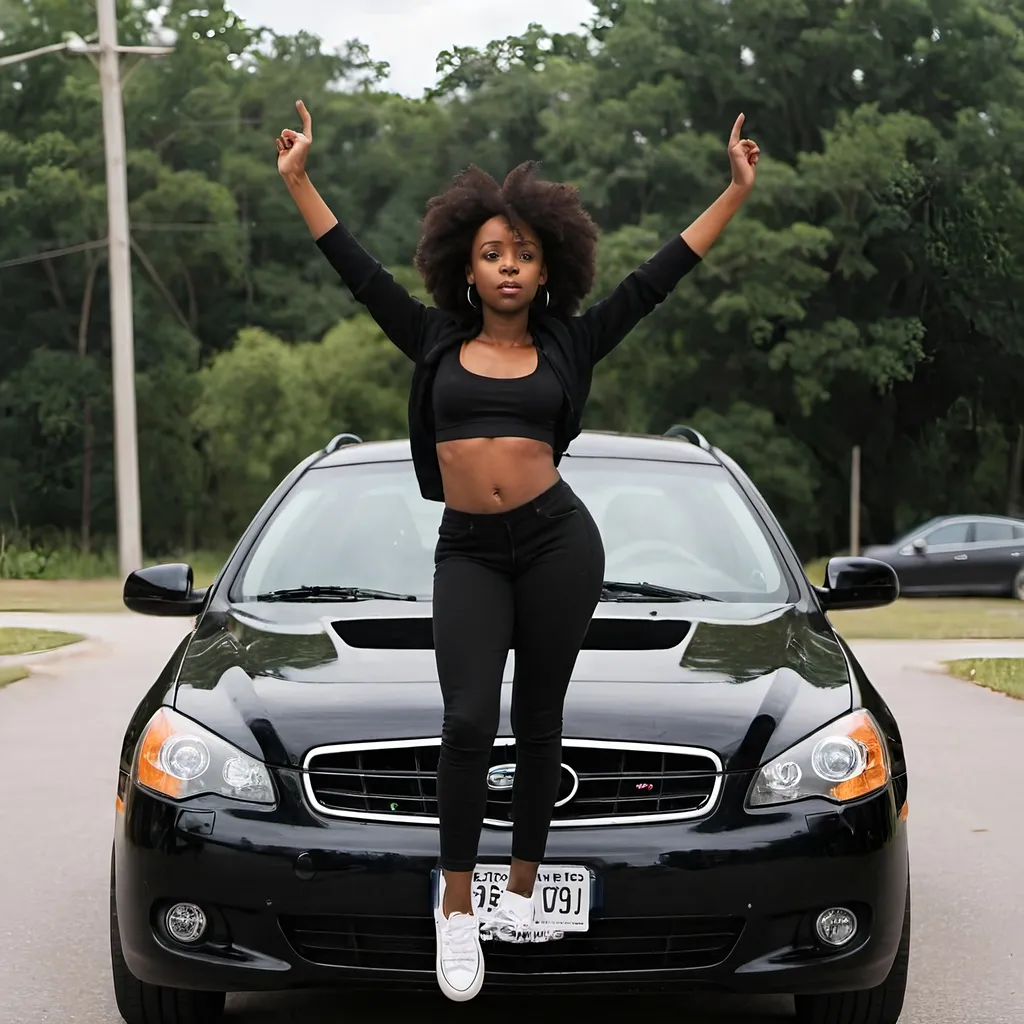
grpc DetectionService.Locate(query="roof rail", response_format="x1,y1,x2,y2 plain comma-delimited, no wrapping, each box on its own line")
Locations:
325,432,363,453
664,424,711,451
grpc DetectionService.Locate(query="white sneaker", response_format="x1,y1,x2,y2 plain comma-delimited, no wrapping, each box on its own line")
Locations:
481,888,564,944
434,875,484,1002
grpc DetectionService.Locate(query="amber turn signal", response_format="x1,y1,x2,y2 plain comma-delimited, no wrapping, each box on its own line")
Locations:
830,712,889,802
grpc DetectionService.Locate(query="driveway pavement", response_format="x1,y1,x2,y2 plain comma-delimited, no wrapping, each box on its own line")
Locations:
0,612,1021,1023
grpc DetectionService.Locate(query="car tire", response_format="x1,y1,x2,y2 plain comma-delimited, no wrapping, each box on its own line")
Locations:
794,881,911,1024
1013,569,1024,601
109,853,225,1024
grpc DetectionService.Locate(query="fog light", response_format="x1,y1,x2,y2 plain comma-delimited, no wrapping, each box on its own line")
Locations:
165,903,207,944
815,907,857,947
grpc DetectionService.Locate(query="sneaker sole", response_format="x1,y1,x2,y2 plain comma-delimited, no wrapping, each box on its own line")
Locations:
435,939,485,1002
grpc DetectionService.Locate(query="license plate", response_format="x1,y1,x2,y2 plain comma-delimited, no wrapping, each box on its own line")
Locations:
437,864,592,933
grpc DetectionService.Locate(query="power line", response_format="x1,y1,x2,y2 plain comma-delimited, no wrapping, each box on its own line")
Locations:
132,222,241,231
0,220,326,269
0,239,107,270
0,227,230,269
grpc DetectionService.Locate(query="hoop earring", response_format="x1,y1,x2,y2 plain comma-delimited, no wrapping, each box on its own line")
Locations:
466,284,478,309
545,287,551,308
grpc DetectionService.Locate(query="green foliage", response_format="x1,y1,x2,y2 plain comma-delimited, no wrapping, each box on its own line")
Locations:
946,657,1024,699
191,317,410,537
2,0,1024,572
690,402,820,544
0,626,83,655
0,531,118,579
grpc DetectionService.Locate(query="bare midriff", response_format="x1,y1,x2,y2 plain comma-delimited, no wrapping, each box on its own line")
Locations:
436,437,560,514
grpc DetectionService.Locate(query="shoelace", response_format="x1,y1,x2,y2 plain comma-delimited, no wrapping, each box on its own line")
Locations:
440,913,480,962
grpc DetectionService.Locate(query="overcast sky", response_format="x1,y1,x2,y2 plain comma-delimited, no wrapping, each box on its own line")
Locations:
224,0,597,97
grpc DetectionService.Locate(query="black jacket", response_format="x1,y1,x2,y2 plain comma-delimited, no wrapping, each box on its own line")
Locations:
316,221,702,501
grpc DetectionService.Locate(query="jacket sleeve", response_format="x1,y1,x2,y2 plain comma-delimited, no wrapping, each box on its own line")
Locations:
577,234,702,365
315,221,435,361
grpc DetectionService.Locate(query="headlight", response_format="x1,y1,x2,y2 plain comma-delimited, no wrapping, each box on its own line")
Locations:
133,708,275,805
747,710,890,807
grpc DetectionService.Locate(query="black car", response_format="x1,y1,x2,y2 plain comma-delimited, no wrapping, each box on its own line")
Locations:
110,427,910,1024
863,514,1024,599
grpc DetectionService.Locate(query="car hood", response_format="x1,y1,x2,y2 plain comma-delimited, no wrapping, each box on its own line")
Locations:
173,601,852,772
861,544,895,558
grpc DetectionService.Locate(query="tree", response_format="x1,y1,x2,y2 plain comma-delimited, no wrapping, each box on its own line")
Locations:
2,0,1024,566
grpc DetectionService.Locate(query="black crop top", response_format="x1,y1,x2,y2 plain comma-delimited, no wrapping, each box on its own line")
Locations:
315,217,702,500
432,344,563,447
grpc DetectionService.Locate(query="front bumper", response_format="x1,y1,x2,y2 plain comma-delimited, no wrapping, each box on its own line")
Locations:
113,768,909,995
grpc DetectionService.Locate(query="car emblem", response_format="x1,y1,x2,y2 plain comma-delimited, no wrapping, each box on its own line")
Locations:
486,764,517,790
486,762,580,806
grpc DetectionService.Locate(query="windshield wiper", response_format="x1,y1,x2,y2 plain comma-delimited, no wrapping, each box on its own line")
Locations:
600,580,722,602
254,586,418,603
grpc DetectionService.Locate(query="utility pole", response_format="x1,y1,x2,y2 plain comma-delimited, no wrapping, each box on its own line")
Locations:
1,15,173,579
850,445,861,557
96,0,142,577
1009,425,1024,518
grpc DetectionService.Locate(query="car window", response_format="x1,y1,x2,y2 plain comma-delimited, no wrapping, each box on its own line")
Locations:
972,521,1016,543
231,458,794,604
923,522,970,546
893,518,942,545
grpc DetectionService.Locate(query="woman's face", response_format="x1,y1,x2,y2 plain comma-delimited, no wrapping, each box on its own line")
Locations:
466,215,548,314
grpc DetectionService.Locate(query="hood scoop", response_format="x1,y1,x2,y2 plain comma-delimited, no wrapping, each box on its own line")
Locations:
331,616,692,652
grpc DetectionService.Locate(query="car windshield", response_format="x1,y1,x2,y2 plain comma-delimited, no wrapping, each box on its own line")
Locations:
231,457,794,604
891,518,943,545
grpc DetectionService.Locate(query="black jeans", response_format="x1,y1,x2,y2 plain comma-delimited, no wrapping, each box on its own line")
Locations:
432,479,605,872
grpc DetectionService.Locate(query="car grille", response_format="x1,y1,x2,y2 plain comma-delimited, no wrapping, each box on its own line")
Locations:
302,738,722,827
280,912,743,974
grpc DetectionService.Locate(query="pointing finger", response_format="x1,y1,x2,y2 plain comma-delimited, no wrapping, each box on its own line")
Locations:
729,113,744,147
296,99,313,139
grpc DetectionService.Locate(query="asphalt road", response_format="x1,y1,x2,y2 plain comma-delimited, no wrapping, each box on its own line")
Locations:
1,612,1022,1024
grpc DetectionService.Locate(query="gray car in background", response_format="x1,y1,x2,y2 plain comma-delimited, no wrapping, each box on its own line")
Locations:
862,515,1024,599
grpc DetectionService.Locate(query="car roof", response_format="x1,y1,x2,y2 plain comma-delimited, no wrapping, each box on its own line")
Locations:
922,513,1024,528
315,429,723,469
897,514,1024,542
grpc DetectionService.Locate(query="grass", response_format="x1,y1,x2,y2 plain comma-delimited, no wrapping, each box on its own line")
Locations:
0,553,225,613
828,598,1024,640
2,549,1023,641
804,555,1024,638
946,658,1024,700
0,665,29,688
0,578,127,613
803,557,830,588
0,627,84,655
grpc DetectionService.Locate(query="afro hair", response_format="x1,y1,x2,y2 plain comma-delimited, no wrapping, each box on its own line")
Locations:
413,161,599,316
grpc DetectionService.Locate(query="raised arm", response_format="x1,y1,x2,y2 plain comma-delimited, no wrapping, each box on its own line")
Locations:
580,114,760,364
277,101,434,362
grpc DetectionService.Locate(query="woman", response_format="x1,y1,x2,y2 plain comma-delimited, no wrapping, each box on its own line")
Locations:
277,100,758,1002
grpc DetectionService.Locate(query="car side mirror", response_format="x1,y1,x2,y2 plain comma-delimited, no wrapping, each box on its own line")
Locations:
911,537,927,554
123,563,208,617
815,556,899,612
